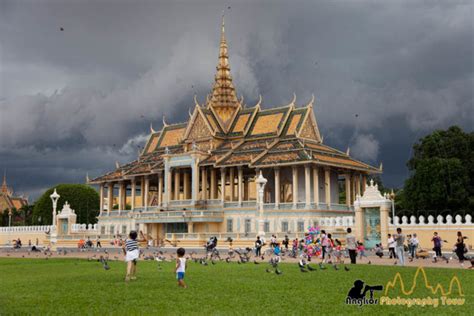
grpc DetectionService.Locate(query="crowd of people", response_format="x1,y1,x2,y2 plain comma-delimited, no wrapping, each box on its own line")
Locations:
251,227,470,268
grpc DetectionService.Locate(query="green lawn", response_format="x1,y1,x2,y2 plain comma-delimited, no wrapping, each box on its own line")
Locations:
0,258,472,315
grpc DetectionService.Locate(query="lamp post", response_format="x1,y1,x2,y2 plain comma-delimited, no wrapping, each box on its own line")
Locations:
389,189,396,221
8,209,12,227
255,170,267,237
50,189,60,226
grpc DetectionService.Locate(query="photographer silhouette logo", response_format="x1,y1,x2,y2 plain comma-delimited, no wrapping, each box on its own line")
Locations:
346,279,384,306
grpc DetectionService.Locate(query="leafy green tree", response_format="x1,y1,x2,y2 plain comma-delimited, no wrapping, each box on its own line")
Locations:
32,184,99,225
403,126,473,213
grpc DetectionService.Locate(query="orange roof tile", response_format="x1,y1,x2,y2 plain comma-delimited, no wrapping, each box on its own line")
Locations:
286,113,302,135
313,154,367,168
250,113,284,135
159,127,186,147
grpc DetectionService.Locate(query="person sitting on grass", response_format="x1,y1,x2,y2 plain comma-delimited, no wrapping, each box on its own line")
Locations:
123,230,140,282
175,248,187,288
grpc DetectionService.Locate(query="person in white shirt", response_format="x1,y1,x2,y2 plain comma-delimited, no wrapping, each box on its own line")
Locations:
387,234,397,259
410,234,419,259
175,248,187,288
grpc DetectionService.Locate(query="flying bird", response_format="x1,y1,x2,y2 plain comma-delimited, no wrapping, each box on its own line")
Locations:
60,27,64,31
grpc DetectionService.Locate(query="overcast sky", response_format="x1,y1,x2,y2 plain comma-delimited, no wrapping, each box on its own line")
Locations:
1,0,473,201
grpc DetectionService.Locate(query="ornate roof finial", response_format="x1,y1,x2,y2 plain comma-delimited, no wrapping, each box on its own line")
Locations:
207,16,240,129
150,122,156,133
115,161,120,169
86,173,90,183
1,169,8,195
194,94,200,107
346,147,350,155
306,94,315,107
162,115,168,127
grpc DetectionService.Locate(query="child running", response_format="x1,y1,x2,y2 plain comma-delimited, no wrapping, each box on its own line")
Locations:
175,248,187,288
357,241,369,261
123,230,139,282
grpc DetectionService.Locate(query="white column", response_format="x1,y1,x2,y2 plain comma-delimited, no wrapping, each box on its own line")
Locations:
174,169,180,200
325,168,331,208
361,174,367,195
164,166,172,205
118,181,124,210
183,171,190,200
229,167,235,201
313,167,319,205
158,173,163,205
144,176,150,210
345,173,351,207
107,182,114,214
292,166,298,207
140,177,145,207
238,167,243,206
305,165,311,208
355,174,361,197
210,168,217,199
274,168,280,208
131,179,136,210
201,167,207,200
191,160,200,202
99,183,104,213
255,168,260,204
220,168,226,203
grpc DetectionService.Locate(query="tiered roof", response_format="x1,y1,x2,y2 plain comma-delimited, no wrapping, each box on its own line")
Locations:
0,172,28,213
89,19,380,184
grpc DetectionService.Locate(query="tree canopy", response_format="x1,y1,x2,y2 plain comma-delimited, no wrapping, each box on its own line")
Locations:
32,184,99,225
402,126,473,213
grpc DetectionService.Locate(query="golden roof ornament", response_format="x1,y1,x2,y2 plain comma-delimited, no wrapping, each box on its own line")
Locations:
206,15,240,129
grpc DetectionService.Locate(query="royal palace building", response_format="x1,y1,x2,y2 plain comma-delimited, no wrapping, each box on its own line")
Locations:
89,18,381,244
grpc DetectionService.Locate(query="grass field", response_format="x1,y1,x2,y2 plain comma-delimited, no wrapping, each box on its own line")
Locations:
0,258,472,315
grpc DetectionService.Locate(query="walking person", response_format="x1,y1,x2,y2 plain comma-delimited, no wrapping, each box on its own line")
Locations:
346,228,357,264
255,236,262,257
454,231,467,267
387,234,397,259
96,236,102,248
394,228,406,266
431,232,443,258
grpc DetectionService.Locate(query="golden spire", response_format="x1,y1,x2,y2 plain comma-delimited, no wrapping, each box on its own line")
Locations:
1,170,10,195
208,15,240,129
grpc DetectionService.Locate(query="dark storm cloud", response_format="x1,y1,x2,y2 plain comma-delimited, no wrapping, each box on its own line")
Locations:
0,0,472,200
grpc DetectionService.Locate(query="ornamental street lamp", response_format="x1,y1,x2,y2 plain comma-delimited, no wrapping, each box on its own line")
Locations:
8,209,12,227
255,170,267,237
389,189,396,221
50,189,60,226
